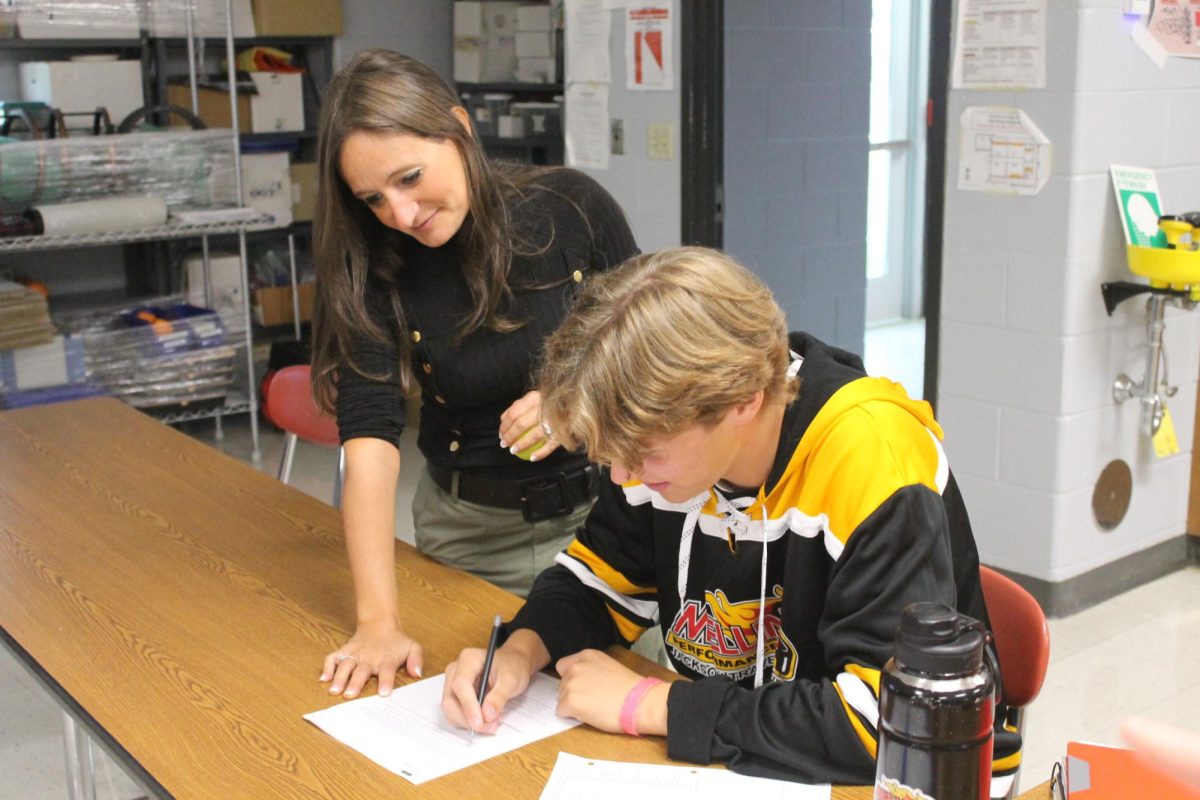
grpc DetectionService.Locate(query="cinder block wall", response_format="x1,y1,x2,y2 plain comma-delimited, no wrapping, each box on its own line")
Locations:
939,3,1200,606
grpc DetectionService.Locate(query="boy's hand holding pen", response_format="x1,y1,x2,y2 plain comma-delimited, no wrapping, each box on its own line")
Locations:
472,614,503,739
441,622,552,736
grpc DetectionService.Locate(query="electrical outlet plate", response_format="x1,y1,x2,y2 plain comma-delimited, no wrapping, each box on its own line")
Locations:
648,122,674,160
611,119,624,155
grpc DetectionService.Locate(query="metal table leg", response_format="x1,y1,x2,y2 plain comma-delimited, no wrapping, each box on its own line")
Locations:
62,712,97,800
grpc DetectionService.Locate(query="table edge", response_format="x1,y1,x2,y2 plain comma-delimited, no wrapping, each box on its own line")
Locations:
0,625,171,799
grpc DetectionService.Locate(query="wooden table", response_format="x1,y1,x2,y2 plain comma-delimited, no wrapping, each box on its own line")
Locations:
0,399,1051,800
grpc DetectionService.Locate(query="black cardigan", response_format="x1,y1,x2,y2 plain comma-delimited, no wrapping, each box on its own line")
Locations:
336,168,638,480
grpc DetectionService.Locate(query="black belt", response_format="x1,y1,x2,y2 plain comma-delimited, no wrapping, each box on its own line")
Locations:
426,462,599,522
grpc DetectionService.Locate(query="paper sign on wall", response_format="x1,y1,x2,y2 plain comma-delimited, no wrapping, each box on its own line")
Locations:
565,82,611,169
625,2,672,91
565,0,612,84
1131,2,1200,68
957,107,1051,195
952,0,1047,89
1109,165,1164,247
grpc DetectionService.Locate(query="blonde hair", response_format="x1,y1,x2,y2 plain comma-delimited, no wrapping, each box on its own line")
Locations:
538,246,798,469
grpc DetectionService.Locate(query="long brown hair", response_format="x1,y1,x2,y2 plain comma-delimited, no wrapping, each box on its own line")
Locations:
310,48,537,413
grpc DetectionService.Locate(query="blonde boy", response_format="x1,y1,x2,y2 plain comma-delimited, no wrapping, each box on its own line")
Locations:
443,247,1018,789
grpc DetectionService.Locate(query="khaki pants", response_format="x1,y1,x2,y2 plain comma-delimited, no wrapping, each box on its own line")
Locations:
412,468,592,598
413,468,670,666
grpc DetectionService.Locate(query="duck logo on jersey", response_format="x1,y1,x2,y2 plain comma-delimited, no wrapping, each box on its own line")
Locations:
874,776,935,800
665,585,788,680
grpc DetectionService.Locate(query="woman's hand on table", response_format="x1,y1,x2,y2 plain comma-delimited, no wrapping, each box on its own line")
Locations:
320,621,424,699
499,390,561,462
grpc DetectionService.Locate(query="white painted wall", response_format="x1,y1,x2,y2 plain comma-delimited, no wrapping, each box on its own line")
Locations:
939,2,1200,582
570,4,682,252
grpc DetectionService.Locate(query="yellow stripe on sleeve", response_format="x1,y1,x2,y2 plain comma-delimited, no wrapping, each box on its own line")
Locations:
607,609,648,643
844,663,881,696
565,539,656,597
992,749,1021,773
833,682,878,758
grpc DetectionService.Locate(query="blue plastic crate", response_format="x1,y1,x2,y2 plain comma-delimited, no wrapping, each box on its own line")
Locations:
0,383,108,409
119,303,227,355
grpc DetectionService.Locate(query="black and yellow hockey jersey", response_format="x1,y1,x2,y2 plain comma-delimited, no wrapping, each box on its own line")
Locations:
510,332,1020,790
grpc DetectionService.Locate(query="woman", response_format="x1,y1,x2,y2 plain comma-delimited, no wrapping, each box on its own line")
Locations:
310,49,638,699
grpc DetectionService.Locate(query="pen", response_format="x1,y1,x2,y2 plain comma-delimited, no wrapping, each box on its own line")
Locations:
475,614,502,734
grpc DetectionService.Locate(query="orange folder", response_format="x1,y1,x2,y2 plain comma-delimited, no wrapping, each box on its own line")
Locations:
1066,741,1200,799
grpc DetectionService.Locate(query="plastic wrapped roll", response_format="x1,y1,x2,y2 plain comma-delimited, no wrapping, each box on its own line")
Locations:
0,130,238,215
27,196,168,236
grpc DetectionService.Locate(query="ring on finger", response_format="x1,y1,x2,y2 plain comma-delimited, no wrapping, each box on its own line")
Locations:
540,420,554,439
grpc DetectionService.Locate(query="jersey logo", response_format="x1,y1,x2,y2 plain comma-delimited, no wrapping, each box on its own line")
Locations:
665,585,788,681
875,776,935,800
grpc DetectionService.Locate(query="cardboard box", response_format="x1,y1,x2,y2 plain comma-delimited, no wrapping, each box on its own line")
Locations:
497,114,525,138
148,0,255,38
510,100,561,135
454,1,519,83
251,0,342,36
186,252,246,325
245,73,303,132
241,151,293,228
290,161,318,223
253,281,314,327
515,57,556,83
0,6,17,39
517,4,552,31
20,59,144,126
167,72,303,134
17,0,139,39
516,30,552,58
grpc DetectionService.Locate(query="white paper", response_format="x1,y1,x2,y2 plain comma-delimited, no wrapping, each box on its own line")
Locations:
303,672,579,785
565,82,611,170
540,752,832,799
566,0,612,84
957,106,1051,196
625,2,673,91
1140,2,1200,61
952,0,1047,89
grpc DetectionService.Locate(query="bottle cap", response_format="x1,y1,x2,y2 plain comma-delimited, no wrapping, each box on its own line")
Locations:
893,602,986,677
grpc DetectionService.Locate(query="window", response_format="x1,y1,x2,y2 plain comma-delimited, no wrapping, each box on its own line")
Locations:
866,0,930,323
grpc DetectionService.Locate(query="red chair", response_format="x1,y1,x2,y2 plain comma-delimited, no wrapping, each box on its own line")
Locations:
980,565,1051,795
263,365,344,508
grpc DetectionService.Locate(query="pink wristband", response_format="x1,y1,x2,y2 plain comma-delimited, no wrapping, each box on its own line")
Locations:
619,676,663,737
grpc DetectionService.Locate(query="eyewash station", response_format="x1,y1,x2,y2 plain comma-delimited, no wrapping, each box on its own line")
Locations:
1102,167,1200,442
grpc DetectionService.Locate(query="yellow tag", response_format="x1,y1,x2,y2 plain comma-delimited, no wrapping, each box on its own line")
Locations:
1153,405,1180,458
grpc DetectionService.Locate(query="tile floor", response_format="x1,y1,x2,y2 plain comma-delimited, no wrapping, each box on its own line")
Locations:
4,328,1199,797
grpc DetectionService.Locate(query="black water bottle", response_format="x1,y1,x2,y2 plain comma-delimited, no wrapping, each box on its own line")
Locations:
874,602,995,800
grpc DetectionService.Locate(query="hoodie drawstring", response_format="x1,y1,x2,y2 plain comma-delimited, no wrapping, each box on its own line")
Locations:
677,490,772,689
753,498,769,688
674,350,799,688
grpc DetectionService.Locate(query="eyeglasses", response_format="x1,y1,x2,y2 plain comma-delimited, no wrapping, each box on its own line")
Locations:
1050,760,1066,800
